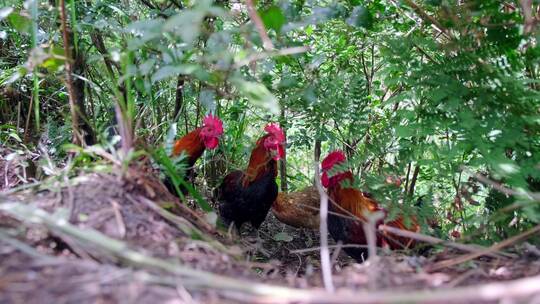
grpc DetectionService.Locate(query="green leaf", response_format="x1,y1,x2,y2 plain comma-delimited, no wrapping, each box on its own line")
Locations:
232,78,279,115
151,64,199,83
151,147,214,213
41,45,65,72
426,0,442,6
395,125,415,137
8,11,31,34
260,6,286,33
163,10,205,44
430,88,448,103
7,132,22,142
347,6,374,30
139,58,156,76
273,232,293,242
200,89,216,112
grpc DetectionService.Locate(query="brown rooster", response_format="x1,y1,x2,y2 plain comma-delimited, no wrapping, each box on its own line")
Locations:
321,150,419,261
272,186,320,229
216,123,286,230
164,114,223,196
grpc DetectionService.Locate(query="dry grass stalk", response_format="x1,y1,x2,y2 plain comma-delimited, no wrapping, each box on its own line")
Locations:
314,163,335,293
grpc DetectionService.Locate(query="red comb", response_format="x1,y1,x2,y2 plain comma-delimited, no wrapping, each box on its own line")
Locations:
264,123,285,142
203,114,224,135
321,150,346,171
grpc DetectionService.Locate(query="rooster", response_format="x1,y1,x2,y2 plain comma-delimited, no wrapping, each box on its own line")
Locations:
321,150,419,261
216,123,285,230
164,114,223,196
272,186,320,229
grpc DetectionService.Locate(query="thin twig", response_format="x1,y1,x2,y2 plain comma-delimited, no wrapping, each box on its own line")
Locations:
314,162,335,293
378,225,516,259
445,268,488,288
364,211,384,290
401,0,451,38
463,166,540,201
428,224,540,272
0,229,56,261
365,211,385,260
245,0,274,51
109,199,126,239
388,0,450,40
289,244,369,254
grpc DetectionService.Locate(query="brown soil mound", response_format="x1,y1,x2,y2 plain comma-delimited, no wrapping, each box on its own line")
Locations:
1,163,540,303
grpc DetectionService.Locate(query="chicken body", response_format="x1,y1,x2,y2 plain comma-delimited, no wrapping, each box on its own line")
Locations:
218,166,278,229
272,186,320,229
327,184,418,261
216,124,285,230
322,151,419,261
164,115,223,196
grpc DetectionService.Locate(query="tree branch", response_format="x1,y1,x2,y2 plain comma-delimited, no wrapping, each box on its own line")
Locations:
245,0,274,51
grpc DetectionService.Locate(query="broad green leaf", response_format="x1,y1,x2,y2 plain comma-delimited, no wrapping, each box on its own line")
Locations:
260,6,286,33
8,12,31,34
164,10,205,44
152,64,199,83
497,163,519,175
41,45,65,72
395,125,415,137
232,78,279,115
347,6,373,29
139,58,156,76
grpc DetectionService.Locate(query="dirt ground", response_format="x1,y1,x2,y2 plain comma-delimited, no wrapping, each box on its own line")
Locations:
1,148,540,303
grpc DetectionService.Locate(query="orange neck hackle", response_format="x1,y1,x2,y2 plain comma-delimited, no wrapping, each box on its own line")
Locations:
244,134,278,185
172,127,206,167
328,183,380,219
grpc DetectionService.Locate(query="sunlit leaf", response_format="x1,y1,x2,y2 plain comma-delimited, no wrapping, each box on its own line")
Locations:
0,7,13,21
232,78,279,115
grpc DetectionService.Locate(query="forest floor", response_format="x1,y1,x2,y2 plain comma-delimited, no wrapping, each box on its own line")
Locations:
1,147,540,304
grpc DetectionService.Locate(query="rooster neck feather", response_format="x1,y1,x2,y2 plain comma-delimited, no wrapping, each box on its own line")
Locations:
172,128,205,166
244,137,277,185
328,174,380,220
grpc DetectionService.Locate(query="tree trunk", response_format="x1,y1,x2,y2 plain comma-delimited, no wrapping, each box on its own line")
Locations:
408,165,420,197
